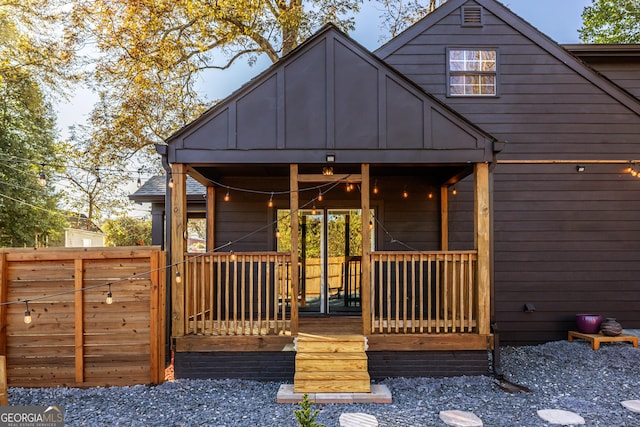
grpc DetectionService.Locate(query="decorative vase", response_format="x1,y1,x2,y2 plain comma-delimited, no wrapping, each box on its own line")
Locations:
600,317,623,336
575,314,603,334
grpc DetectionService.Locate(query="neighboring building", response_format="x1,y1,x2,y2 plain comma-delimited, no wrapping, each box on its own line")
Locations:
144,0,640,383
65,214,106,248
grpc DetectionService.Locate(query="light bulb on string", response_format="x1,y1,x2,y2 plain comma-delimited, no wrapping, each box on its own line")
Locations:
24,301,32,324
106,283,113,305
402,187,409,199
268,193,274,208
224,191,230,202
175,270,182,284
452,187,457,196
168,177,174,188
373,180,379,195
275,228,280,238
311,204,317,215
230,249,236,261
38,164,46,187
369,220,373,230
318,190,323,202
428,191,434,199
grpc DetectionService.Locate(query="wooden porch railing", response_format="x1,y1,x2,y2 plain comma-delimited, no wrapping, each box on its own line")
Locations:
184,252,291,336
370,251,478,334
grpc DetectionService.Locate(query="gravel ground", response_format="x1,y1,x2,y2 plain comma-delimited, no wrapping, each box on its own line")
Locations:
9,337,640,426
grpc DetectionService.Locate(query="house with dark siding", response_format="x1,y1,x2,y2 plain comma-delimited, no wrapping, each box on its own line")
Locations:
134,0,640,387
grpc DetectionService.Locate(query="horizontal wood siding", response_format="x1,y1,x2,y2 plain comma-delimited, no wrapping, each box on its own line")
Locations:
368,351,488,378
0,247,165,387
380,6,640,159
582,59,640,98
175,352,295,381
493,164,640,344
214,177,289,251
373,177,440,251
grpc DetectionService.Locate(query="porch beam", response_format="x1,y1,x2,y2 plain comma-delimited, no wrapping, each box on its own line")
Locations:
290,164,299,336
474,163,490,336
206,186,215,252
171,163,187,338
361,164,371,335
440,186,449,251
297,174,362,183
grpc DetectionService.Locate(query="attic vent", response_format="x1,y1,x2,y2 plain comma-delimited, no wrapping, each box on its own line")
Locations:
461,6,483,27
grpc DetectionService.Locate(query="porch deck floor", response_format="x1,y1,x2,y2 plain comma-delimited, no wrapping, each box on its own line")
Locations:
276,384,392,404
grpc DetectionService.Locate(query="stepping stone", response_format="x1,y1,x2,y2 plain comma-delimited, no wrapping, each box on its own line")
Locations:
622,400,640,413
537,409,585,425
339,412,378,427
439,410,483,427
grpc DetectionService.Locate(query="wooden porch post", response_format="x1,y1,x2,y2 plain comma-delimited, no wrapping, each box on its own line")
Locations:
206,186,215,252
290,164,299,335
171,163,187,338
361,164,371,335
440,186,449,251
474,163,491,335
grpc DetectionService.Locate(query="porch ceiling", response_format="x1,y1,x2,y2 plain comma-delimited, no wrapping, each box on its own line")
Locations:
189,164,473,187
164,25,498,167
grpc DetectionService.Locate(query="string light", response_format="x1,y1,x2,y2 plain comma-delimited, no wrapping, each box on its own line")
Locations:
311,204,317,215
168,177,174,188
402,187,409,199
317,190,323,201
268,193,274,208
224,191,230,202
369,220,373,230
452,187,457,196
175,270,182,284
106,283,113,305
24,301,32,324
38,164,46,187
428,191,433,199
372,180,379,195
230,249,236,261
275,228,280,238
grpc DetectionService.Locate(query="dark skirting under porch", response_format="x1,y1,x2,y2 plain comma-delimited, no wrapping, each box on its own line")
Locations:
174,350,489,381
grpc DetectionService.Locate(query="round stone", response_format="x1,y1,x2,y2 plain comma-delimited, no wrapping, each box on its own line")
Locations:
621,400,640,413
339,412,379,427
439,410,483,427
537,409,585,425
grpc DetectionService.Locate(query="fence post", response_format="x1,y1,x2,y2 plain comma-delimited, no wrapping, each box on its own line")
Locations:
0,251,7,356
74,259,84,384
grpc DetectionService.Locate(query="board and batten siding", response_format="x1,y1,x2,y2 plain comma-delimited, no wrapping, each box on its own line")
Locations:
378,0,640,343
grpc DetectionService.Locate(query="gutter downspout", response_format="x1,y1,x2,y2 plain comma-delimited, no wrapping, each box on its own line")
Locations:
490,141,502,378
156,143,173,366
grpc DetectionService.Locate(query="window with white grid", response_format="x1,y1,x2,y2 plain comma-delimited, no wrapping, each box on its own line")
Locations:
448,49,497,96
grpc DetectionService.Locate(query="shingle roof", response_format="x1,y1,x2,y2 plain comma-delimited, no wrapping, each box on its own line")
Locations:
129,175,206,203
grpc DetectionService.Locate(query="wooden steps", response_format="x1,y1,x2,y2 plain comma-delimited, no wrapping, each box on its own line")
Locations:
294,333,371,393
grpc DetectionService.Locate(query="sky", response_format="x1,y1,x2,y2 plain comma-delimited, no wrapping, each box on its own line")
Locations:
54,0,592,137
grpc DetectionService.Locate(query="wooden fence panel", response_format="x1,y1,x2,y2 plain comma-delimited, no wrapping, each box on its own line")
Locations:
0,247,165,388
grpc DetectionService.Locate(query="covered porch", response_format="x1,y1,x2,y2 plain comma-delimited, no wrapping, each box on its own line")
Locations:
169,162,491,354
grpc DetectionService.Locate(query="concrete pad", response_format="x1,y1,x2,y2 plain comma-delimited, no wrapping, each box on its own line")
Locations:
537,409,585,425
621,400,640,413
439,410,483,427
276,384,392,404
339,412,379,427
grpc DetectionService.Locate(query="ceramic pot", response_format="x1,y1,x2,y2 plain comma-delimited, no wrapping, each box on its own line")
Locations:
600,317,623,336
575,314,603,334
